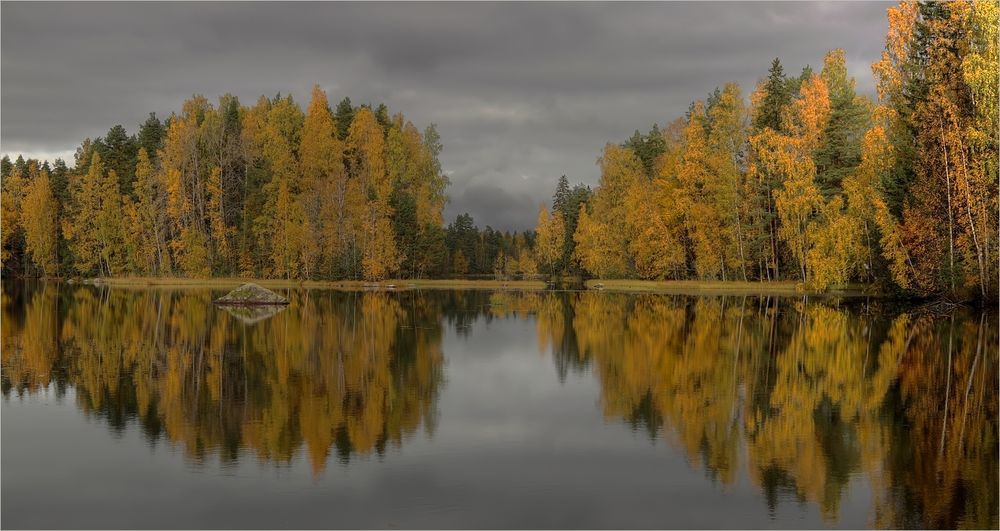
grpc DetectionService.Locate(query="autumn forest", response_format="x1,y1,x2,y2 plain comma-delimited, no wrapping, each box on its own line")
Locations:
2,1,997,301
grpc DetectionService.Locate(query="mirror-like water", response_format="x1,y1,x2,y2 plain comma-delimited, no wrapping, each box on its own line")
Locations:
2,283,996,529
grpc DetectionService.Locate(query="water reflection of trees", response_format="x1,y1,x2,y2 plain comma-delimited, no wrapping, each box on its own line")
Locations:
2,285,996,527
2,284,445,476
512,291,997,528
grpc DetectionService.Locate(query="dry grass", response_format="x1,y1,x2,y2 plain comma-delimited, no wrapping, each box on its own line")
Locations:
85,277,548,291
69,276,874,296
584,279,875,296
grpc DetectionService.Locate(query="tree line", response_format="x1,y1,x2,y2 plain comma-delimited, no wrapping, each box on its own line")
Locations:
1,84,540,282
3,87,498,281
533,1,997,300
3,1,996,299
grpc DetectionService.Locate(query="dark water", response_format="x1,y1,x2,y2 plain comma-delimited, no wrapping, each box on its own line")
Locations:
2,283,997,529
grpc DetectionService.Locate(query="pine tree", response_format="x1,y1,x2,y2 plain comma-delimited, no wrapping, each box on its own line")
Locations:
334,97,355,141
754,58,792,133
815,49,871,197
137,113,165,162
552,175,570,216
104,124,138,196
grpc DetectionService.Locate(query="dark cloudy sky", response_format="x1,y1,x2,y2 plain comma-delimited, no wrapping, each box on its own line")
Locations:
2,1,891,230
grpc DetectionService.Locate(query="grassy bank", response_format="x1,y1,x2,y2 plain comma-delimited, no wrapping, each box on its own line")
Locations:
41,276,877,296
82,277,549,291
584,279,877,297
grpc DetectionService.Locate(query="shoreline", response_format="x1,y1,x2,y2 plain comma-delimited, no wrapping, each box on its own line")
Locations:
60,277,551,291
11,276,881,296
582,279,879,297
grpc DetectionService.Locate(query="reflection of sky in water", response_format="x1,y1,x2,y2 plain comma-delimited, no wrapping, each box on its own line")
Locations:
1,286,996,529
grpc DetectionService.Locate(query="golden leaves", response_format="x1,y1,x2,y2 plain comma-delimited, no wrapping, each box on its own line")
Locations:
21,169,59,275
534,206,565,276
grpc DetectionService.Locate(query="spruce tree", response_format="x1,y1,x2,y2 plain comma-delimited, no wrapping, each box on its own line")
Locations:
334,97,355,140
754,58,792,133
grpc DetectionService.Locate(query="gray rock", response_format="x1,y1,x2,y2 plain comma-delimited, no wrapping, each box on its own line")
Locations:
213,283,289,306
221,304,287,324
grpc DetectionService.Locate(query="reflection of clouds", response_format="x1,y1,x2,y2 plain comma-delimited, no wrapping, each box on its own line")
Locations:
437,317,605,448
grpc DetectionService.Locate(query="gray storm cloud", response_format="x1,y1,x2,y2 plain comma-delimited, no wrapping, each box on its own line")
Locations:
1,1,890,231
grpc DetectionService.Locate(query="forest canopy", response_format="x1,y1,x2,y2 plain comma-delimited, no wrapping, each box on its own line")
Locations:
537,0,998,301
1,86,540,282
2,1,997,300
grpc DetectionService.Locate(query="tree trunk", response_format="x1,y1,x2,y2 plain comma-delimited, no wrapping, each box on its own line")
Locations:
940,123,956,293
955,135,986,300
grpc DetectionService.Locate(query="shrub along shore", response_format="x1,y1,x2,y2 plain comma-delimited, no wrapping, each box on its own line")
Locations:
72,276,549,291
33,276,883,297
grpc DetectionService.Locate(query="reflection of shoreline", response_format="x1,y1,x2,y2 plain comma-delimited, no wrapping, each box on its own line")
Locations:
1,285,446,477
1,285,997,528
512,291,998,528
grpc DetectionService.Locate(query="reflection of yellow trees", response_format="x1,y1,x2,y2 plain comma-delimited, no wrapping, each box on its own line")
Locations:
533,293,566,358
746,303,903,520
531,292,996,527
3,285,995,526
1,285,444,477
491,291,589,381
872,313,999,530
574,294,742,485
1,284,61,394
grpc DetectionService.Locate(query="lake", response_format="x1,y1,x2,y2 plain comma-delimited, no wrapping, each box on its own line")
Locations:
2,282,996,529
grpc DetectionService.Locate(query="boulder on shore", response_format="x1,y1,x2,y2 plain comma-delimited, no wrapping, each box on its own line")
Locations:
213,283,288,306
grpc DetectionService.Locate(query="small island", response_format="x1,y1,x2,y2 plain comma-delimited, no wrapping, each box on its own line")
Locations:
213,283,289,306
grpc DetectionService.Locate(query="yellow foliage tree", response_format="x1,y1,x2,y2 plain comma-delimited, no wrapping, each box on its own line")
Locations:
678,101,729,279
349,107,399,281
787,74,832,154
1,163,28,267
846,125,913,287
806,196,861,290
452,250,469,276
21,169,59,276
206,166,231,269
706,82,751,280
626,178,684,279
65,154,116,276
300,85,348,276
161,97,213,277
572,144,643,278
534,206,565,277
126,148,169,274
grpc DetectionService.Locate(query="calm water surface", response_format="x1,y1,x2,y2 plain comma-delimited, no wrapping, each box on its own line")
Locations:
2,283,997,529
